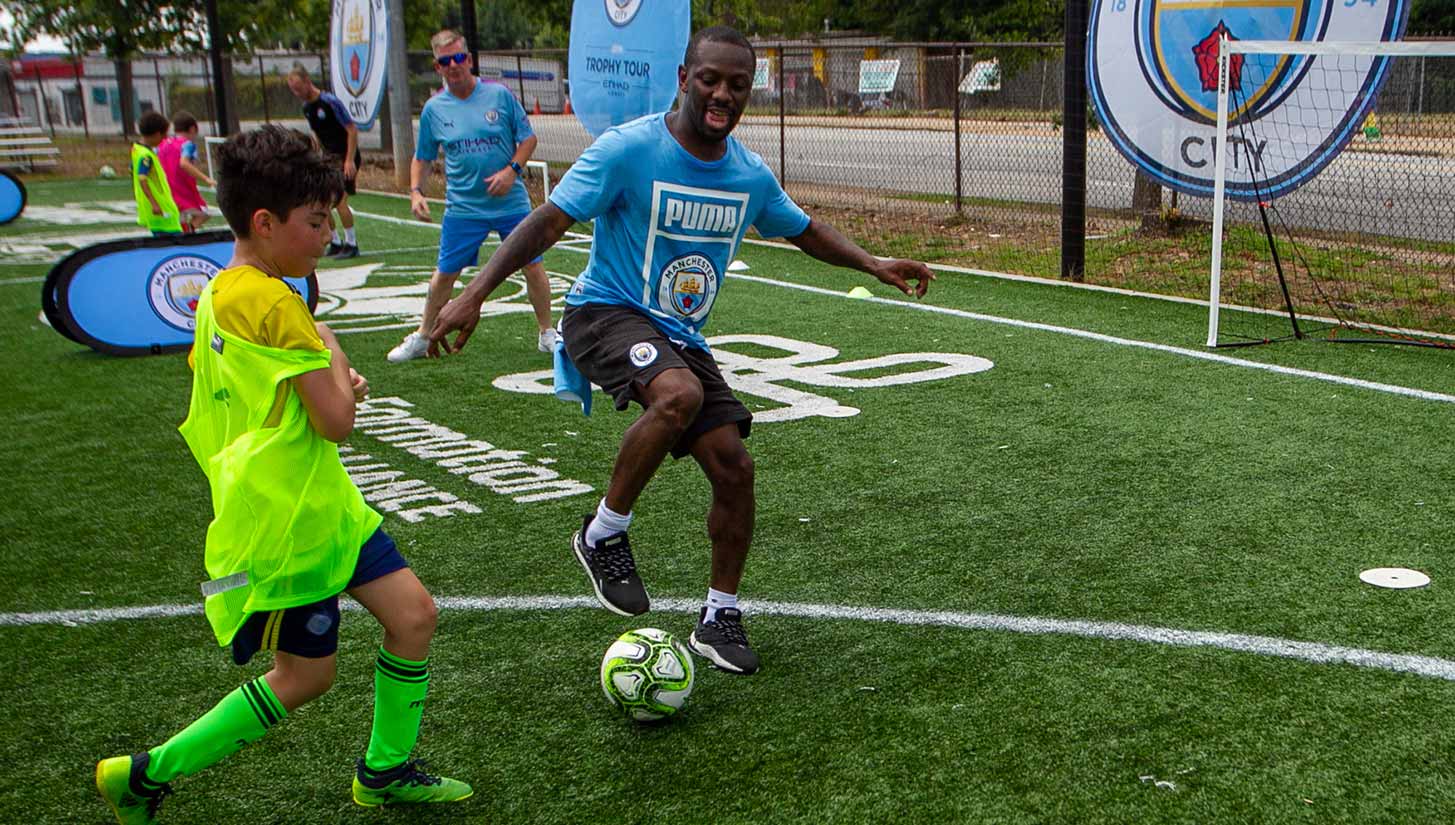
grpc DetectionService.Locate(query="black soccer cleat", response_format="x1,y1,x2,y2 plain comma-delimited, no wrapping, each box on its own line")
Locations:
323,241,344,258
333,244,360,260
571,515,649,616
689,606,760,675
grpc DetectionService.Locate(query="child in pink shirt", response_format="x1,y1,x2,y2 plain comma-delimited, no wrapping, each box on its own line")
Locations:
158,111,215,232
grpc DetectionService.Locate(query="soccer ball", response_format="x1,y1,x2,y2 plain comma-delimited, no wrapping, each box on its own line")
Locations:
98,165,116,179
600,628,694,722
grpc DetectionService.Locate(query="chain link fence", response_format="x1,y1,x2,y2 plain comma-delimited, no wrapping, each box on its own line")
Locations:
9,40,1455,292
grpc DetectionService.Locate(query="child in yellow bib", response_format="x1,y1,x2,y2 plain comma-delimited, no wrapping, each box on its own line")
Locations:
132,112,183,235
97,126,471,825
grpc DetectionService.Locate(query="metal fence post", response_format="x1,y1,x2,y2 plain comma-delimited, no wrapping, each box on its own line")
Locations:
1061,0,1089,282
777,44,786,188
516,54,527,107
154,58,166,117
74,60,89,137
953,45,962,214
201,55,216,130
33,66,53,137
259,54,270,123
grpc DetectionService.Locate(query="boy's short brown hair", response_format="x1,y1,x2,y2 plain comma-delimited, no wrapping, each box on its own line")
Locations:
216,125,344,239
171,111,199,134
138,111,170,137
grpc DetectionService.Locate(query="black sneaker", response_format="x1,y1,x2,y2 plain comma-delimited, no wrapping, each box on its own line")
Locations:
689,606,760,675
571,515,649,616
324,241,344,258
334,244,360,260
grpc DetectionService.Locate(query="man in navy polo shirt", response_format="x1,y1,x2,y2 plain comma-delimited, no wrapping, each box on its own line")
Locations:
388,29,556,362
287,65,362,259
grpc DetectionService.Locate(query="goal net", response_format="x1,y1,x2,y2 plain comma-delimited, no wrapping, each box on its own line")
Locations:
1207,39,1455,348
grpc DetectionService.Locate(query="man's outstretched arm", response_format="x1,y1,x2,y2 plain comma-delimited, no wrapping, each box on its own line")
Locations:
427,202,578,354
787,218,935,298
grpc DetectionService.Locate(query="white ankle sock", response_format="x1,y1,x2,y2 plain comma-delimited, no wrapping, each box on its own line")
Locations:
704,588,737,623
585,499,631,547
343,227,356,245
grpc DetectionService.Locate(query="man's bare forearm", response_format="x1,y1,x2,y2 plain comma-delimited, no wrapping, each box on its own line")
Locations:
459,204,574,303
788,219,879,273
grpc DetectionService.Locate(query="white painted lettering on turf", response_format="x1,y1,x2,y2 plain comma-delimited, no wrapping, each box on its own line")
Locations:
492,334,993,423
312,262,571,326
355,397,593,503
338,446,483,522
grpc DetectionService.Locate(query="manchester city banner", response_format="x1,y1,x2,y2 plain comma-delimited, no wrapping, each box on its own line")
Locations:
568,0,690,139
1089,0,1410,200
330,0,389,130
42,231,318,357
0,170,25,225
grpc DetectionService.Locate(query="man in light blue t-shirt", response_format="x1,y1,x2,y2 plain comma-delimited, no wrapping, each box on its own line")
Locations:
388,28,556,363
427,26,933,674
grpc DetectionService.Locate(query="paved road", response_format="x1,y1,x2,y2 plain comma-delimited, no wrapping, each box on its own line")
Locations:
527,114,1453,244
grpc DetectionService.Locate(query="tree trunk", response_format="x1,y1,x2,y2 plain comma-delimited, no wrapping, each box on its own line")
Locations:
115,58,136,138
1132,170,1163,230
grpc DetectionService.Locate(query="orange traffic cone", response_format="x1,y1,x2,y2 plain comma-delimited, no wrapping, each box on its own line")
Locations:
564,96,572,115
533,97,541,115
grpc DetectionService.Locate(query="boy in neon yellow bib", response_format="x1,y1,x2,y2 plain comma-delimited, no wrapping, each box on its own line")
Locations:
131,112,183,235
97,126,470,824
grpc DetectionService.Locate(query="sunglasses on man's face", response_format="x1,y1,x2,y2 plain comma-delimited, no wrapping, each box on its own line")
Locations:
435,53,469,67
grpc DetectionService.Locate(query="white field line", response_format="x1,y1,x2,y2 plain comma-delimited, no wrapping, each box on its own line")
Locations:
336,224,1451,403
727,273,1455,405
4,594,1454,682
0,276,45,285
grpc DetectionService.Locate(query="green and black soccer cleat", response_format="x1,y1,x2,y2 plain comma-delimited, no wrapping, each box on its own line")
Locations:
352,759,473,807
96,753,172,825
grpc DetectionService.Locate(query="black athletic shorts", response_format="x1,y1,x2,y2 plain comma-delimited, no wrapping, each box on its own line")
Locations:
325,151,362,196
561,303,751,459
229,529,408,665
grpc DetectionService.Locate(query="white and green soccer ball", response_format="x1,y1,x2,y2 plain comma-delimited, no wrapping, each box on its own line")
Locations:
600,627,694,722
98,165,117,179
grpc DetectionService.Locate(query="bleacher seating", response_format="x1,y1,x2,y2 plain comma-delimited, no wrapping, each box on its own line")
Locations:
0,116,60,171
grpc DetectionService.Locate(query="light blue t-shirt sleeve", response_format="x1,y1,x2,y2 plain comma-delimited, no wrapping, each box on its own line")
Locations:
508,92,534,143
548,129,627,222
752,174,811,239
181,141,198,162
414,106,439,162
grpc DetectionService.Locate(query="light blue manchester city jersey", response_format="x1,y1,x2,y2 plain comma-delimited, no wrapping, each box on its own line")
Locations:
549,113,810,351
416,80,534,220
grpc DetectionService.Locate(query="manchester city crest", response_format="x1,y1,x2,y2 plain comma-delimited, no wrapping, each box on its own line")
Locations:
1089,0,1410,199
606,0,644,27
338,0,376,97
147,254,219,332
657,254,719,322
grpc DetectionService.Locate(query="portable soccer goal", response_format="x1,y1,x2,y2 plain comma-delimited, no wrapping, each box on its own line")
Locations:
1206,38,1455,348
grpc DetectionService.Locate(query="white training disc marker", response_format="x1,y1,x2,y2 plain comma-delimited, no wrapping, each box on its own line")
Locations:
727,259,750,272
1359,567,1430,589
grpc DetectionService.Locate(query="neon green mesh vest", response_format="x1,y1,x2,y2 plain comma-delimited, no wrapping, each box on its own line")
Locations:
130,142,182,233
179,280,382,646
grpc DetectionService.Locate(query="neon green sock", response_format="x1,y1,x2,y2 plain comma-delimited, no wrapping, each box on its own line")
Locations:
364,647,429,772
146,676,286,784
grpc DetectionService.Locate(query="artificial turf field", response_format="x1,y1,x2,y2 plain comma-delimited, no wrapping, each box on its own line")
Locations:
4,178,1455,823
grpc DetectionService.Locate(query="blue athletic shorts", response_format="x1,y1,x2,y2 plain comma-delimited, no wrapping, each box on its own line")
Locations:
437,211,542,274
229,529,409,665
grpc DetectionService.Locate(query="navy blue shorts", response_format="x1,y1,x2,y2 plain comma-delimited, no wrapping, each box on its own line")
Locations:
230,529,409,665
437,212,542,274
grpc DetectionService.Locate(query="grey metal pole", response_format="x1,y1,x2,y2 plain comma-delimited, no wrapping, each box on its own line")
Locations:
953,46,962,214
777,45,785,187
386,0,414,187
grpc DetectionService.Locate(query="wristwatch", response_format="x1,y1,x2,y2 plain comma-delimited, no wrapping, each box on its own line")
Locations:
509,161,523,175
